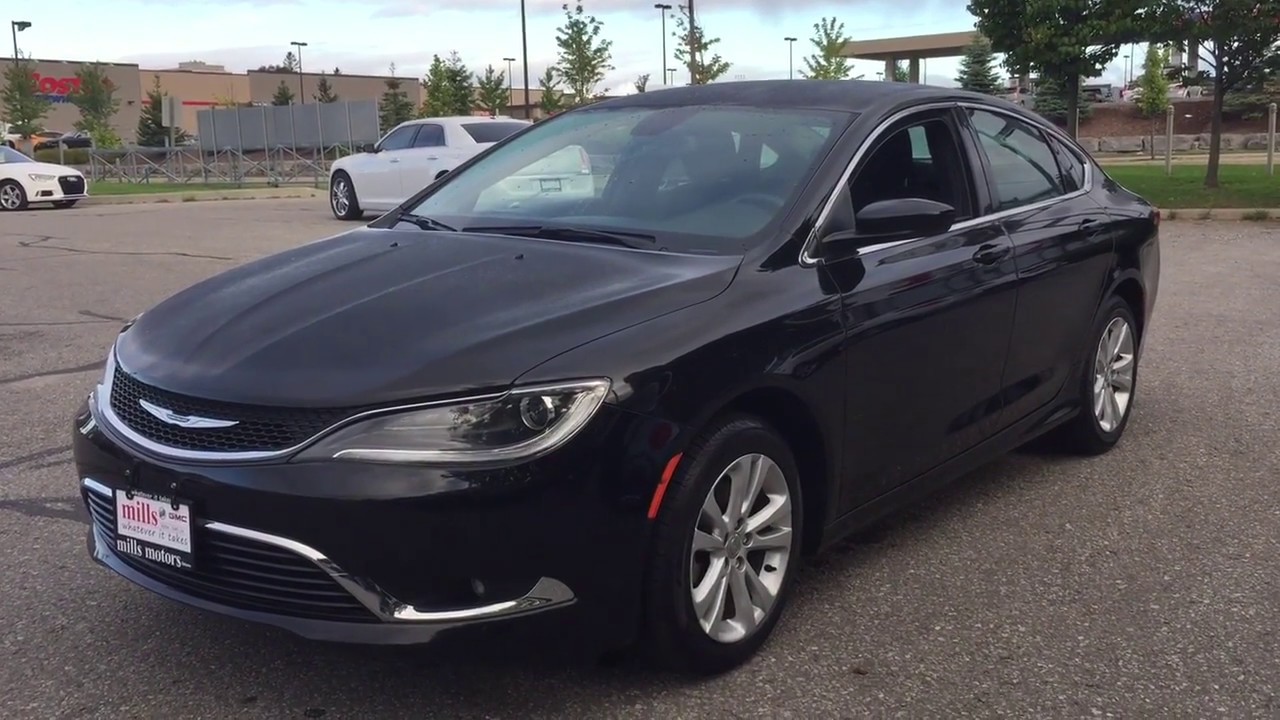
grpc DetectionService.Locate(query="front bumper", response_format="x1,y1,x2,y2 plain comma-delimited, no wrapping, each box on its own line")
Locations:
26,174,88,203
73,393,673,650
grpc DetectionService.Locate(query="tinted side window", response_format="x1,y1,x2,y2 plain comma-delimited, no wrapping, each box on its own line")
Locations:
1050,137,1086,192
379,126,418,151
967,108,1063,211
413,124,445,148
849,116,972,221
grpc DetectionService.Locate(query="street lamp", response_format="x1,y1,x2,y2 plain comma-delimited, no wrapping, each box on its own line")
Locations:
503,57,515,111
654,4,672,86
11,20,32,63
290,41,307,103
784,36,797,79
666,68,675,85
520,0,530,116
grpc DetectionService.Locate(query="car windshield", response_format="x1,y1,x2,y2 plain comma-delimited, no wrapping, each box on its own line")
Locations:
402,104,851,254
0,146,34,164
461,121,531,144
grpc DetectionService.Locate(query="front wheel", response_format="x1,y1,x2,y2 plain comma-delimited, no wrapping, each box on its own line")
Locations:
642,414,803,675
0,180,28,211
329,171,363,220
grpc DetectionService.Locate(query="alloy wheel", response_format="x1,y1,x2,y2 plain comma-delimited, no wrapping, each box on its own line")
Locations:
688,452,794,644
331,178,350,216
1093,316,1136,433
0,184,21,210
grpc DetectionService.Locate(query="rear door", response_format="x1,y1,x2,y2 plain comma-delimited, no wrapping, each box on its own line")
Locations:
957,106,1115,425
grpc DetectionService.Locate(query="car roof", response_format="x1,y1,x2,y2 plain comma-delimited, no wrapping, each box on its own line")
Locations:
403,116,529,124
589,79,1014,114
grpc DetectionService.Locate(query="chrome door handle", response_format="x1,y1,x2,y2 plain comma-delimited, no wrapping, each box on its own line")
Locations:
389,158,400,163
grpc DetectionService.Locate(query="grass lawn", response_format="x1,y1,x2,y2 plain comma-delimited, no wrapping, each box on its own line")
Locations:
87,182,243,196
1103,164,1280,208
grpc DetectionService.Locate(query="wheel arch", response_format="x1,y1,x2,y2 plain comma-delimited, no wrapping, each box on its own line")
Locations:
1108,273,1146,341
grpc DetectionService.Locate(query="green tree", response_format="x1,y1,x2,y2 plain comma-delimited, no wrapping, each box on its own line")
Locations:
1,60,51,138
475,65,509,116
136,75,190,148
1031,75,1093,125
1151,1,1280,187
421,56,454,117
271,81,295,106
68,62,122,147
802,17,853,79
634,73,650,92
314,73,339,103
283,51,299,72
967,0,1155,138
672,6,731,84
444,52,474,115
553,2,615,105
538,67,566,114
379,67,416,130
1137,43,1172,158
893,61,909,82
955,34,1002,93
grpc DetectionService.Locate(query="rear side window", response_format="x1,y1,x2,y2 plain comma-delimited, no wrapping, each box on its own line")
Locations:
462,121,529,144
1050,137,1086,192
966,108,1064,211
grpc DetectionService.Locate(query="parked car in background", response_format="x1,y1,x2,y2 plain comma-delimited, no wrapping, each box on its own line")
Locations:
0,145,89,211
73,80,1160,675
35,131,93,152
328,116,533,220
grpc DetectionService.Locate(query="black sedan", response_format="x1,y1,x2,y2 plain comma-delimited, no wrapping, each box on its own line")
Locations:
72,80,1159,675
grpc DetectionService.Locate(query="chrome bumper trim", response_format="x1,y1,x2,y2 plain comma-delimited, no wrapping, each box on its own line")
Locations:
82,477,575,623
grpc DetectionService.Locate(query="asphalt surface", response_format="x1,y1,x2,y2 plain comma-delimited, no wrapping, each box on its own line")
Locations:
1,200,1276,718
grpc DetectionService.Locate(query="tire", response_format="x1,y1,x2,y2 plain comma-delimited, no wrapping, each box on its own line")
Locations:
642,414,804,675
0,180,29,211
329,171,363,221
1045,295,1141,455
53,200,78,209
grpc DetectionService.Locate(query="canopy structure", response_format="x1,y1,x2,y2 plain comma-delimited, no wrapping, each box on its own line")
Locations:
840,31,979,83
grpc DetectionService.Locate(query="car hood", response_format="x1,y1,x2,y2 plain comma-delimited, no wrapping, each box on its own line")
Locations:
9,161,80,176
114,227,741,408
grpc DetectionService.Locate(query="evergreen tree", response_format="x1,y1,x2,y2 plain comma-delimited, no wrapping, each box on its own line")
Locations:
634,73,650,92
314,73,339,103
1137,43,1172,158
422,56,457,117
379,67,416,129
1032,75,1092,125
1,59,52,138
955,34,1002,94
69,62,122,147
802,17,853,79
538,67,566,114
271,81,295,106
672,6,731,84
475,65,509,116
444,52,474,115
553,2,615,104
135,75,189,147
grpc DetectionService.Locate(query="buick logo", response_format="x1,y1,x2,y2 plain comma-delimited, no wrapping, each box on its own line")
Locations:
138,399,239,429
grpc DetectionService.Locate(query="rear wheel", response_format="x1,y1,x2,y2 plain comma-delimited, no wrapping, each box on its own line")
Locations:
642,414,803,675
1045,295,1140,455
0,180,28,211
329,171,363,220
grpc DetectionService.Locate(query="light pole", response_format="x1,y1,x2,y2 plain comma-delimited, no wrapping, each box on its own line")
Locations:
654,3,672,87
11,20,31,63
503,56,515,112
291,40,307,103
685,0,696,84
520,0,530,116
666,68,675,85
784,36,796,79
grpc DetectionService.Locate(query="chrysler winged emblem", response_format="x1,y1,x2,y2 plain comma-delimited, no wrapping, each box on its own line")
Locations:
138,399,239,429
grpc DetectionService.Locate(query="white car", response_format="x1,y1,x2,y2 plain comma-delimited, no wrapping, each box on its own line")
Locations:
0,145,89,211
328,116,532,220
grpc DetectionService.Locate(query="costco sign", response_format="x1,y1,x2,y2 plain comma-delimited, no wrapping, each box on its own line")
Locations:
31,73,113,103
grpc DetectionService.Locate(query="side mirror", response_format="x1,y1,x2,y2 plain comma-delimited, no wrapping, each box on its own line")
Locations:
824,197,956,248
360,142,378,153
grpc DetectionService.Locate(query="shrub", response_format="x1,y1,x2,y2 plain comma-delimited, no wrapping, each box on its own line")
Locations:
34,148,91,165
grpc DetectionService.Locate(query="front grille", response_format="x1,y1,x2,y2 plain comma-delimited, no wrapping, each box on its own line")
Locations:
58,175,85,195
85,487,377,622
107,365,356,453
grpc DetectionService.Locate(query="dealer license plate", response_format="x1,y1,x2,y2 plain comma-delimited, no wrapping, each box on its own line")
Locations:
539,178,562,193
114,489,194,570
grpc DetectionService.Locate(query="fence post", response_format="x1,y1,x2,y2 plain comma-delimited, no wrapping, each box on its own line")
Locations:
263,107,272,185
316,101,325,187
1164,104,1175,177
345,102,354,155
234,108,245,187
205,110,216,184
1268,102,1276,177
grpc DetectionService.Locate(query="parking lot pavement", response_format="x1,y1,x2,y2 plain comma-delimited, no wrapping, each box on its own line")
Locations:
1,201,1276,718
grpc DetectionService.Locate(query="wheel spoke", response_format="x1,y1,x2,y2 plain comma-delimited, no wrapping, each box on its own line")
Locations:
692,557,729,626
700,493,728,535
692,528,721,553
741,456,767,522
729,566,759,633
725,459,751,527
1100,387,1115,428
751,526,792,551
1112,370,1133,392
743,563,777,614
1108,387,1123,424
744,493,790,535
1108,321,1129,359
1112,353,1134,373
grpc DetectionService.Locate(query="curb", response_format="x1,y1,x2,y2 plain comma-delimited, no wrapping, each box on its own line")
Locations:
84,187,324,205
1159,207,1279,221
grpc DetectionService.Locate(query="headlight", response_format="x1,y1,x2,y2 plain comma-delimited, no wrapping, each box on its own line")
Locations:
294,379,611,465
28,173,56,182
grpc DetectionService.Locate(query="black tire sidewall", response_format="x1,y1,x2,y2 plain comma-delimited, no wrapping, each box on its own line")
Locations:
0,180,27,211
329,171,359,220
644,415,804,673
1080,297,1140,446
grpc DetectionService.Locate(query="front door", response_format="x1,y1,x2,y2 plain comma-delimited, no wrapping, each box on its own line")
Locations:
398,123,447,198
361,124,420,207
816,107,1020,513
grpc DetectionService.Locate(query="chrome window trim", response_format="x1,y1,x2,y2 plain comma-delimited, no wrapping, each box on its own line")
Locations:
82,477,575,623
798,99,1094,266
92,346,602,465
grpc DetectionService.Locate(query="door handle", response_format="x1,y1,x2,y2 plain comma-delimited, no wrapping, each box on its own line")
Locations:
426,156,439,160
972,243,1011,265
389,158,400,163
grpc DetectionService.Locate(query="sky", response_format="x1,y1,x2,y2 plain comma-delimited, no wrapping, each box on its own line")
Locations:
12,0,1139,93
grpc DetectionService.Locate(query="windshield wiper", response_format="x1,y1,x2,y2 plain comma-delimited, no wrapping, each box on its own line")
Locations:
394,211,456,232
462,224,657,250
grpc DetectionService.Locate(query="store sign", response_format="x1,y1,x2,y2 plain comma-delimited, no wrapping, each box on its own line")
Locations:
30,73,112,103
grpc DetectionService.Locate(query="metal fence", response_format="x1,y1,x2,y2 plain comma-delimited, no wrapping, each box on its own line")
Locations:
195,100,382,153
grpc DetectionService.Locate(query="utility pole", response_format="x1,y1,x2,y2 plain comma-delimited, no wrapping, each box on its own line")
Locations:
521,0,531,115
11,20,32,64
503,57,515,113
291,40,307,103
655,4,672,86
785,37,796,79
685,0,696,84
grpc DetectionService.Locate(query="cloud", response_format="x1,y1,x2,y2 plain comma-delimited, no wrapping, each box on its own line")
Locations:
370,0,916,19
